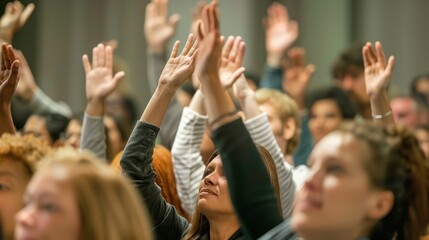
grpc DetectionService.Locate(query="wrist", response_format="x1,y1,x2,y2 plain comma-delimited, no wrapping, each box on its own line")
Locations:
266,53,283,68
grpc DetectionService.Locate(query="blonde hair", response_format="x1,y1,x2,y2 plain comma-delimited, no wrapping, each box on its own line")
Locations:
0,133,50,175
37,148,154,240
255,88,301,155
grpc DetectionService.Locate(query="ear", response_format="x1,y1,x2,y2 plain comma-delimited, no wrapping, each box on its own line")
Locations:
367,190,394,220
282,117,297,141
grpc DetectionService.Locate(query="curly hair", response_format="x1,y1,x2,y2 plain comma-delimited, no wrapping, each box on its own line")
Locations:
0,134,51,175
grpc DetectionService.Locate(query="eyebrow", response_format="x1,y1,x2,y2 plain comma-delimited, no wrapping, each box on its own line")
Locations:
0,171,16,178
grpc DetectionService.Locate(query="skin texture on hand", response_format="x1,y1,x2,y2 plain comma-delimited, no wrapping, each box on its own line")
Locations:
144,0,180,54
264,2,298,67
218,36,246,88
0,43,20,135
362,41,395,126
141,34,198,126
82,43,125,116
283,47,315,109
0,1,35,43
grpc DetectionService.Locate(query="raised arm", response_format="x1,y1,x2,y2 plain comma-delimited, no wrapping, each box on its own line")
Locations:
363,41,395,126
121,34,197,239
260,2,298,90
0,43,19,135
80,43,125,160
196,3,283,238
0,1,34,44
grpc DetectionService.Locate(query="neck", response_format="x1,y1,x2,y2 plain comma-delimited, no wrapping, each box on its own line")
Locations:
208,215,240,240
301,228,367,240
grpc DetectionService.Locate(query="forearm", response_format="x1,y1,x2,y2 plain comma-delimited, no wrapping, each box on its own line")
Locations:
171,107,207,215
141,85,176,127
259,64,283,91
245,113,295,218
121,121,189,239
0,104,16,135
27,88,72,117
80,114,106,161
212,119,283,239
370,92,394,126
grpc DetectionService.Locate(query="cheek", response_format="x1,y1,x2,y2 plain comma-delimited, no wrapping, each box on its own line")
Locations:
0,193,23,237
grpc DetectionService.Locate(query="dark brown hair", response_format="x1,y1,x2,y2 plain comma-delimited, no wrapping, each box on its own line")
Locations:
184,145,281,240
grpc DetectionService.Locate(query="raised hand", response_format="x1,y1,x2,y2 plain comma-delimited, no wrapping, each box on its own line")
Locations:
0,43,20,135
144,0,180,54
264,2,298,67
218,36,246,88
0,1,35,43
283,47,315,108
363,42,395,100
158,34,198,89
195,2,222,79
82,43,125,116
13,50,37,101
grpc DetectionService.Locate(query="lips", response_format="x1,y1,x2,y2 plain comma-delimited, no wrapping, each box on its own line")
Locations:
199,188,218,197
296,196,322,211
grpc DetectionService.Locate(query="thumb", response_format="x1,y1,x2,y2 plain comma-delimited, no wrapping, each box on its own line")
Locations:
112,71,125,88
385,56,395,74
305,64,316,75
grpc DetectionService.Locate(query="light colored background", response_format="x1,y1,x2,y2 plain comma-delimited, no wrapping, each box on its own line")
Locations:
7,0,429,113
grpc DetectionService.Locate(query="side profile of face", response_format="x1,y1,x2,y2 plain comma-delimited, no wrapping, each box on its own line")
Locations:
15,168,81,240
291,132,390,239
390,97,419,130
64,119,82,149
309,99,343,144
0,156,31,240
198,157,235,218
23,116,52,145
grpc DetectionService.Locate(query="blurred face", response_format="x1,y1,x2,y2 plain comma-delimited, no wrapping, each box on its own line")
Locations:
390,97,419,130
259,103,283,136
292,132,384,239
198,157,235,218
15,169,81,240
336,68,368,107
415,78,429,96
104,116,124,161
0,156,30,240
23,116,52,145
415,128,429,159
64,120,82,149
309,100,343,143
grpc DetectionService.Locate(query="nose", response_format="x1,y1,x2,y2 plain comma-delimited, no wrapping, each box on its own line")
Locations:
203,171,218,186
302,168,322,192
15,205,36,229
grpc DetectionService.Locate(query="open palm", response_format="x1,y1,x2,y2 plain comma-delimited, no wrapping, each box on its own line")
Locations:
0,43,19,103
159,34,198,89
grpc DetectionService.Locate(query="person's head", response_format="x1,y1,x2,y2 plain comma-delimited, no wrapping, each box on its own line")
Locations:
307,86,357,143
185,145,281,239
104,115,127,163
390,95,420,130
105,91,138,138
22,112,70,146
255,88,301,155
292,122,429,240
0,134,50,240
332,43,367,109
415,124,429,160
411,73,429,97
15,148,153,240
62,114,83,149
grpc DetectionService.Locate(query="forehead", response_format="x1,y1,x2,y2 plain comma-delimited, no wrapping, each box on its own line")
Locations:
24,116,47,131
207,156,223,167
0,155,31,181
309,132,369,166
311,99,340,111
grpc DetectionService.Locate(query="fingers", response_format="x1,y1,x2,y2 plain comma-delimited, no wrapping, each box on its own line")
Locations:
7,60,20,88
19,3,35,28
1,44,7,71
105,46,113,74
181,34,194,56
170,40,180,58
92,46,98,68
169,14,181,28
82,55,91,74
229,36,241,62
112,71,125,86
98,44,105,67
145,2,155,20
197,22,204,40
375,41,386,67
222,36,234,59
224,67,246,88
385,56,395,74
236,42,246,67
159,0,167,19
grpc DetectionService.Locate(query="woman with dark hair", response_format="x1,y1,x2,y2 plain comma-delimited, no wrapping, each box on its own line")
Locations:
120,32,283,239
307,86,357,143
